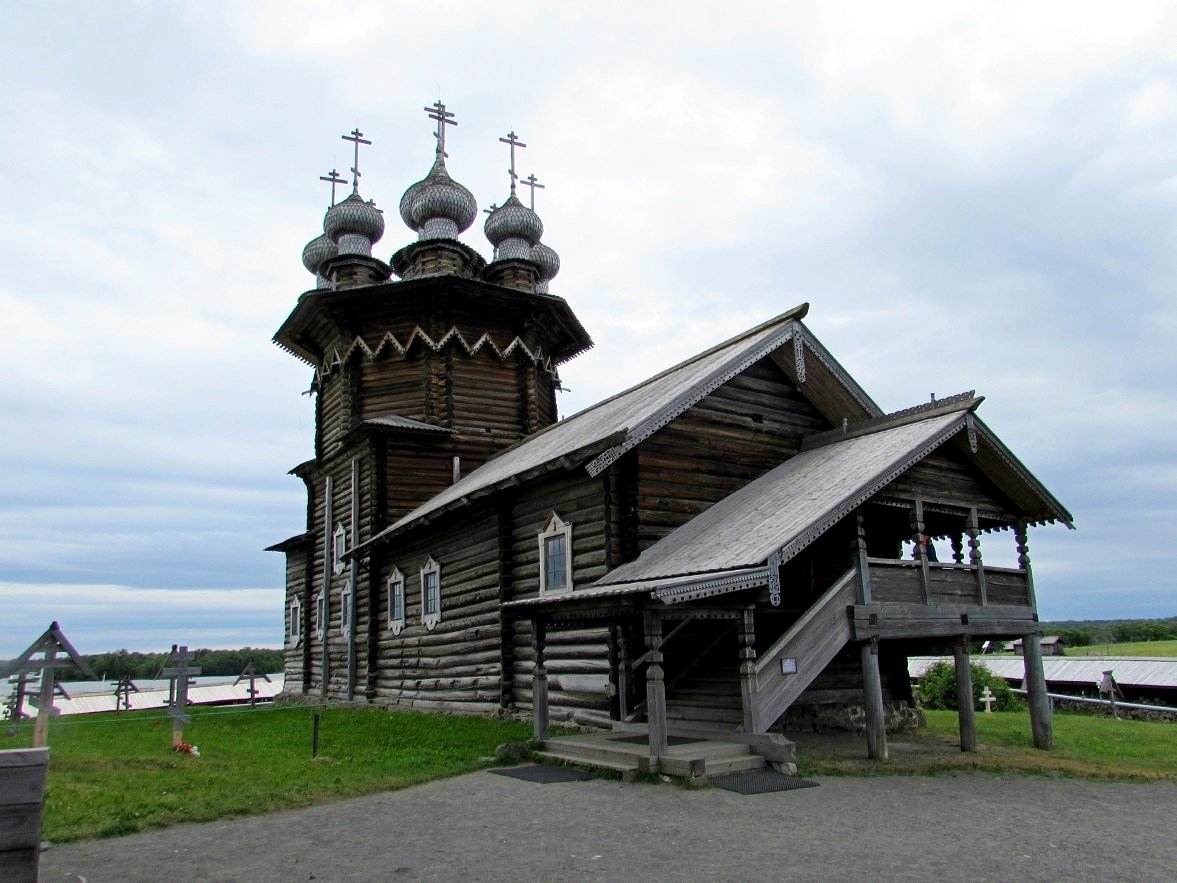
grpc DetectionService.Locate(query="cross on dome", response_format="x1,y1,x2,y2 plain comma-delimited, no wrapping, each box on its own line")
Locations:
425,101,457,159
499,130,527,194
342,128,372,193
319,169,348,206
522,173,545,211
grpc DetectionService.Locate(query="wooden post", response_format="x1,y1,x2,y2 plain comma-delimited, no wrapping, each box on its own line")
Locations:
643,609,668,763
950,532,965,565
531,618,549,743
854,509,872,604
1021,631,1053,750
954,639,977,752
616,624,630,721
967,507,987,606
321,476,333,699
0,747,50,882
32,650,56,749
912,499,933,605
737,606,757,733
1015,521,1036,608
346,458,359,701
860,638,888,760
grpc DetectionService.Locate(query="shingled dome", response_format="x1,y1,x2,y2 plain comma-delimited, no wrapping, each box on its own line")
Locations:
301,232,338,286
399,157,478,241
484,194,544,261
324,191,385,256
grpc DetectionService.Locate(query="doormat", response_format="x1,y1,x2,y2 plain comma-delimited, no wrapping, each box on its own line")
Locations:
609,735,700,746
489,764,594,784
708,770,819,795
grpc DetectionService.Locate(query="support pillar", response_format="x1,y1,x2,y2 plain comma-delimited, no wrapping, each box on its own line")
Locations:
954,639,976,752
643,610,668,762
1022,630,1053,750
737,606,757,733
32,650,56,749
967,507,987,606
860,638,888,760
911,499,932,604
532,618,549,743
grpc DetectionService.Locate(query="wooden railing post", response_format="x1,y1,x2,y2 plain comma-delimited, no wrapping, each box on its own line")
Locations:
1022,630,1053,750
860,638,888,760
1015,521,1036,609
532,617,549,743
854,510,872,605
954,639,977,752
738,606,757,734
967,507,987,606
911,499,933,605
643,609,668,763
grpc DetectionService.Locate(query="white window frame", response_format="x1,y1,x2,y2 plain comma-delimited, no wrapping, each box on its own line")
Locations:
340,579,352,636
421,557,441,631
288,596,302,646
387,567,405,636
315,589,326,640
538,513,573,595
332,523,347,576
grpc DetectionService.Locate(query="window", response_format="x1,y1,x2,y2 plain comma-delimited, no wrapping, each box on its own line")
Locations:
315,590,326,640
332,523,347,576
387,568,405,636
288,596,302,645
340,579,352,635
538,514,573,595
421,557,441,631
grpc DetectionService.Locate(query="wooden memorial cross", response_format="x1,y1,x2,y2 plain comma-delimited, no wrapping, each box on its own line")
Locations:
7,622,93,748
114,674,140,714
161,646,201,748
234,662,272,708
4,673,31,734
980,685,996,713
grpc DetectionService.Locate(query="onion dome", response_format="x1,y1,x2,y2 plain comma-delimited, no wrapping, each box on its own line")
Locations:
530,240,560,292
484,194,544,261
400,157,478,241
301,232,338,289
324,191,385,257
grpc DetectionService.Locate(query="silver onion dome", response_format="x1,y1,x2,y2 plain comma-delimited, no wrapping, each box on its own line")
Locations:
400,158,478,240
324,192,385,256
484,194,543,250
302,232,338,288
530,240,560,283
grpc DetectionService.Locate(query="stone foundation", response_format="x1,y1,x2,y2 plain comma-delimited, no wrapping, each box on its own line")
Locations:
780,701,925,735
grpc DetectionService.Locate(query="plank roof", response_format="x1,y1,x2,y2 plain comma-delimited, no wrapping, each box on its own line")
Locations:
356,303,813,551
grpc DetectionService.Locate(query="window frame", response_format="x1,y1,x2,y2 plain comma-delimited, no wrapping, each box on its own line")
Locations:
332,522,347,576
420,557,441,631
288,596,302,646
387,567,405,636
538,513,573,596
340,578,352,636
315,589,326,640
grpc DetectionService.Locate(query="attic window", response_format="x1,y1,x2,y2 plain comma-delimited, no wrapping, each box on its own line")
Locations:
387,568,405,636
332,523,347,576
421,557,441,631
538,514,573,595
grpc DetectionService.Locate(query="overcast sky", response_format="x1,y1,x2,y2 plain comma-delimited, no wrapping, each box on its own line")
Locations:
2,1,1174,657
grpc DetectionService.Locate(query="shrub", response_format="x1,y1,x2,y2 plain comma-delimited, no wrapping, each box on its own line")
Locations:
918,660,1018,711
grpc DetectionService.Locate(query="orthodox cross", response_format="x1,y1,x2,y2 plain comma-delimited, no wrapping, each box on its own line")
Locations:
114,674,139,714
161,645,201,748
341,128,372,194
521,173,544,211
319,169,348,206
499,130,526,194
425,101,457,159
234,661,272,708
7,622,93,748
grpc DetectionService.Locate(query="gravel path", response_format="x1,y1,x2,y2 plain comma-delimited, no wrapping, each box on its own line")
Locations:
40,771,1176,882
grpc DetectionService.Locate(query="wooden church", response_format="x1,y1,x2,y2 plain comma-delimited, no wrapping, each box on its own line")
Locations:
270,105,1072,772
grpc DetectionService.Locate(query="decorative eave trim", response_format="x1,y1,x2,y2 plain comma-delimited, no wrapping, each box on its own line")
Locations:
314,325,559,384
775,415,970,566
651,567,770,605
969,417,1075,529
792,321,884,417
801,391,981,451
584,324,799,478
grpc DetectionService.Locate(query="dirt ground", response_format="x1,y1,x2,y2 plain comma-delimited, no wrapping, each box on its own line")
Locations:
39,765,1176,882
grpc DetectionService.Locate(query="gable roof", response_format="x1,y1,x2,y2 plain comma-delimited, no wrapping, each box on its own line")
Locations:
356,303,820,552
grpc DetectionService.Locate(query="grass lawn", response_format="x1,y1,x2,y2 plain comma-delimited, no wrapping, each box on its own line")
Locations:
1064,639,1177,657
796,709,1177,780
1,704,531,843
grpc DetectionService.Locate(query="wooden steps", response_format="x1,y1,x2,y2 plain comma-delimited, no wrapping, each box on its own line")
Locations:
538,732,768,778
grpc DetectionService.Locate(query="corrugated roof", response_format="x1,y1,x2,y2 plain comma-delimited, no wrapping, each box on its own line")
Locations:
21,675,286,717
357,305,809,551
599,410,969,584
909,657,1177,689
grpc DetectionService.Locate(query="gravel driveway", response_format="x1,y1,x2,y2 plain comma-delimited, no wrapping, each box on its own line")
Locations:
39,771,1176,882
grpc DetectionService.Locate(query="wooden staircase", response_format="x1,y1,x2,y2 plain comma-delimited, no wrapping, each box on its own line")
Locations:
537,729,768,779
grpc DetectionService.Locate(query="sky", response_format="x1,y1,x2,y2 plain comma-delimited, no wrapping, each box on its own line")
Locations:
1,0,1175,657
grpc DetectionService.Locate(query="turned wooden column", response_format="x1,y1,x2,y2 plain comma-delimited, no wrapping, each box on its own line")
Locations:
860,638,888,760
954,638,977,752
643,609,668,761
1015,521,1037,609
1022,628,1053,750
738,606,757,733
967,507,988,606
911,499,933,604
532,617,549,742
854,510,873,605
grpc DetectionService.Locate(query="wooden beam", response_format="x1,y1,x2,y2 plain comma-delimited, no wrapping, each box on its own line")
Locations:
1022,630,1053,750
738,606,757,734
860,639,888,760
954,639,976,753
912,499,933,605
531,618,549,742
643,609,668,763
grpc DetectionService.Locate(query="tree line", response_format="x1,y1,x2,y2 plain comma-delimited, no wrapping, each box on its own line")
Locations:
3,647,283,682
1042,616,1177,648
